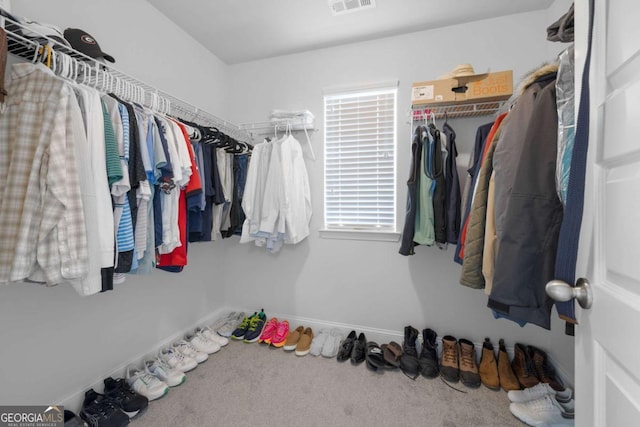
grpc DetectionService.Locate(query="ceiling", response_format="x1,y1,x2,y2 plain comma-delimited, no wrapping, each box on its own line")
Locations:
147,0,554,65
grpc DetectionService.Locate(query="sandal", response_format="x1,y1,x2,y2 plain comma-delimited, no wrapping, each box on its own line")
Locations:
382,341,403,369
365,341,385,372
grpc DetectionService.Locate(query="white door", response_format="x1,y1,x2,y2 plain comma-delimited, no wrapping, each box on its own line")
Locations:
571,0,640,425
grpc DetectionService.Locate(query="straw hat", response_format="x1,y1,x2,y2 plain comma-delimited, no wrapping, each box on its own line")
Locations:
439,63,476,79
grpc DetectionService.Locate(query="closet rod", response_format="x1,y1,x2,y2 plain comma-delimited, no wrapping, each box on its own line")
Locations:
2,12,248,141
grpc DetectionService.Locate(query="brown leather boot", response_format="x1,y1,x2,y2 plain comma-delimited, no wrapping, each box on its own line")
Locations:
458,338,481,388
479,338,499,390
498,339,520,391
528,345,564,391
512,343,539,389
440,335,459,383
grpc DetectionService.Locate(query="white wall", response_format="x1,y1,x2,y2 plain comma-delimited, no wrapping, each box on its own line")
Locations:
224,9,575,380
1,0,231,407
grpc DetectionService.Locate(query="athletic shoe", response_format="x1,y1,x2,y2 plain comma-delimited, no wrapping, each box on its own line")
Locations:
159,347,197,373
213,312,246,337
231,313,254,340
196,326,229,347
126,366,169,402
80,389,130,427
510,394,575,426
103,377,148,419
172,339,208,364
258,318,279,345
243,310,267,343
508,383,574,404
271,320,290,348
144,358,186,387
185,331,220,354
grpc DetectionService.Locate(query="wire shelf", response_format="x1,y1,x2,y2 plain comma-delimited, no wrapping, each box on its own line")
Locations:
1,11,247,141
410,100,508,120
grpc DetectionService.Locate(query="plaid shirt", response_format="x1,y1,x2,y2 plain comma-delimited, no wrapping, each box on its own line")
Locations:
0,63,88,285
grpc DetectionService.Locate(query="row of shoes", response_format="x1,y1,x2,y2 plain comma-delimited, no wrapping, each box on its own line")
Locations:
508,383,575,426
396,326,568,395
76,323,230,426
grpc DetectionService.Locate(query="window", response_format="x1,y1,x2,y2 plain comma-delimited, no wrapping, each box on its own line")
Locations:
323,82,397,237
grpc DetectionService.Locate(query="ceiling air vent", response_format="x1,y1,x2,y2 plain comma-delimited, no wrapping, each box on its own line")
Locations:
329,0,376,16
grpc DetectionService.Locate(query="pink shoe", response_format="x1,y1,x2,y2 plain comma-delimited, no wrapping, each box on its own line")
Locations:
258,318,279,345
271,320,290,348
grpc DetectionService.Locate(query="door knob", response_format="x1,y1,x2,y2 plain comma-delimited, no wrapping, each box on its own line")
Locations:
545,277,593,309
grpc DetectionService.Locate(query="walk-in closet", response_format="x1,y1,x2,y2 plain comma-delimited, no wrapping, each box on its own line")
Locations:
1,0,639,426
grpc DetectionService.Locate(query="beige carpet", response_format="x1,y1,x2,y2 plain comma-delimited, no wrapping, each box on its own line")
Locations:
131,340,523,427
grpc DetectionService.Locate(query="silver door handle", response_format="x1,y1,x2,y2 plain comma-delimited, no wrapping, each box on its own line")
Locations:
545,278,593,309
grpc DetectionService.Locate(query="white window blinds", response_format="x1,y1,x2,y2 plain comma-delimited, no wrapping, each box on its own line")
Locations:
324,86,397,231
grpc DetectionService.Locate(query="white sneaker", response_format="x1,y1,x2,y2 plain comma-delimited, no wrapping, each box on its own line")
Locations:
508,383,574,403
159,347,198,373
185,331,220,355
126,365,169,401
145,358,186,387
196,326,229,347
173,339,208,363
213,312,246,337
510,395,575,426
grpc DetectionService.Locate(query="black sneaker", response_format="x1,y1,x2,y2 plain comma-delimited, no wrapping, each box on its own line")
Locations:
64,410,88,427
243,309,267,343
103,377,149,419
350,332,367,365
80,389,130,427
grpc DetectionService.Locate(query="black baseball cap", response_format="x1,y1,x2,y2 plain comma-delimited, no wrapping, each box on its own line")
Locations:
63,28,114,63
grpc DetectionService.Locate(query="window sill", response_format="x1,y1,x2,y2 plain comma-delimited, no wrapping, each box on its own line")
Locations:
318,229,401,242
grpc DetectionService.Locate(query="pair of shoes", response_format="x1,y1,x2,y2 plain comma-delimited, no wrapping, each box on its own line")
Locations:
309,328,344,357
80,389,130,427
439,335,481,388
258,318,290,347
508,382,574,404
103,377,148,419
231,309,267,343
282,325,313,355
512,343,540,389
336,330,366,365
528,345,565,391
172,339,208,363
195,326,229,348
144,357,186,387
510,394,575,426
159,346,198,373
212,311,246,337
126,366,169,401
185,329,221,355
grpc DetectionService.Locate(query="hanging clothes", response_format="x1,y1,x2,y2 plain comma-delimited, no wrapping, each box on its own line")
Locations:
399,126,424,256
488,65,562,330
240,134,311,252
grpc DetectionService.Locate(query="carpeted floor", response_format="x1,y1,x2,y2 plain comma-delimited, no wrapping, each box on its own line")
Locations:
131,340,524,427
